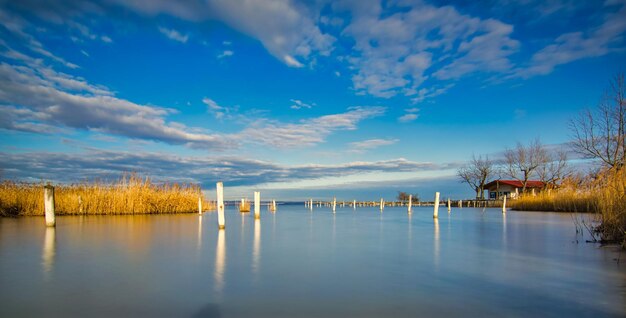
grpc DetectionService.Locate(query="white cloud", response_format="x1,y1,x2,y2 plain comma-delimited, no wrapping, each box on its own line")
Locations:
158,27,189,43
411,84,454,104
511,2,626,78
238,106,386,148
0,51,229,149
101,35,113,43
0,149,450,187
398,114,418,123
289,99,314,110
202,97,235,119
0,9,79,69
115,0,335,68
337,1,519,99
348,138,398,153
217,50,234,59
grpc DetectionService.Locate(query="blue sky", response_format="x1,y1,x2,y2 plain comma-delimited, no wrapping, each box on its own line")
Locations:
1,0,625,201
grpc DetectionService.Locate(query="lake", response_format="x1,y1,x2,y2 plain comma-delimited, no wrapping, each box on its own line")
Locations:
1,205,625,317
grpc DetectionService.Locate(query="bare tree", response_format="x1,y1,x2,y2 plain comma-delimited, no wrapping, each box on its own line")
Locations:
570,73,626,169
504,138,548,193
536,148,569,189
457,155,494,199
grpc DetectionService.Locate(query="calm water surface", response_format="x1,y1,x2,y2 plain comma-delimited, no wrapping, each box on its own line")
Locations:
1,206,625,317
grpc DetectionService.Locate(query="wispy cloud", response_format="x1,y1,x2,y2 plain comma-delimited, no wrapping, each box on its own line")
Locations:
117,1,334,68
337,2,518,99
348,138,398,153
0,9,79,69
398,107,420,123
0,149,451,187
289,99,315,110
202,97,237,119
217,50,233,59
0,50,228,149
238,106,386,148
158,27,189,43
398,114,418,123
511,2,626,78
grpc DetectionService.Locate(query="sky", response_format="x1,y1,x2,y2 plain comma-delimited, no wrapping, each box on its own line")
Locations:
1,0,625,201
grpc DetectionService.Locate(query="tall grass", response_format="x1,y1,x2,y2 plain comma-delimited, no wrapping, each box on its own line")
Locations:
511,168,626,246
0,174,215,216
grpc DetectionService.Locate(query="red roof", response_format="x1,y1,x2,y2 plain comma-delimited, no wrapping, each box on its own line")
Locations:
484,180,545,190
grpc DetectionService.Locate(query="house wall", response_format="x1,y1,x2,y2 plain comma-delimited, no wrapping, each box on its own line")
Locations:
488,184,518,199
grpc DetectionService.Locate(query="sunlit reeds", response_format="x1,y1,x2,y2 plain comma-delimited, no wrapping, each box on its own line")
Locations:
511,168,625,245
0,174,214,216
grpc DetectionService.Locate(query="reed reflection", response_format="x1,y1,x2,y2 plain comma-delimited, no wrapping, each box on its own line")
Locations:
252,218,260,277
214,229,225,295
42,227,56,279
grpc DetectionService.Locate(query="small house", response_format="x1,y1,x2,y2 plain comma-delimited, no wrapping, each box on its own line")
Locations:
484,180,545,199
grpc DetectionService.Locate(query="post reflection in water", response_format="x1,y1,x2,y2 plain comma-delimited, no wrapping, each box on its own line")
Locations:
407,213,412,254
42,227,56,279
197,215,203,251
502,212,507,246
214,229,226,295
433,218,440,270
252,218,261,278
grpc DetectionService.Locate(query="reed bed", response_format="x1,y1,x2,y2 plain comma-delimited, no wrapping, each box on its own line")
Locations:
511,168,626,245
0,174,215,216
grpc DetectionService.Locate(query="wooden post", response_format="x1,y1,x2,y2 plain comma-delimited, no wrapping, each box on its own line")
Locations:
380,198,384,212
447,198,451,213
408,194,412,214
272,199,277,212
332,197,336,213
309,198,313,211
44,184,55,227
216,182,225,229
433,192,440,218
198,196,203,215
254,191,260,219
353,200,356,210
458,200,462,208
502,196,507,213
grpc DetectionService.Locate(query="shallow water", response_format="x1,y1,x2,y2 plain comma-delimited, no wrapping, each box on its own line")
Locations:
1,206,625,317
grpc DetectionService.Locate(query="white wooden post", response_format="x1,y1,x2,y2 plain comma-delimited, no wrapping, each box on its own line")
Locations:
408,194,412,214
332,197,336,213
353,200,356,209
216,182,225,229
198,196,203,215
502,196,507,213
44,185,55,227
272,199,276,212
433,192,440,218
254,191,260,219
459,200,462,208
309,198,313,211
380,198,384,212
447,198,451,212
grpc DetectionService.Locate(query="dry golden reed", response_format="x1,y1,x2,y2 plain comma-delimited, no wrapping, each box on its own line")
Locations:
0,174,215,216
511,168,625,245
